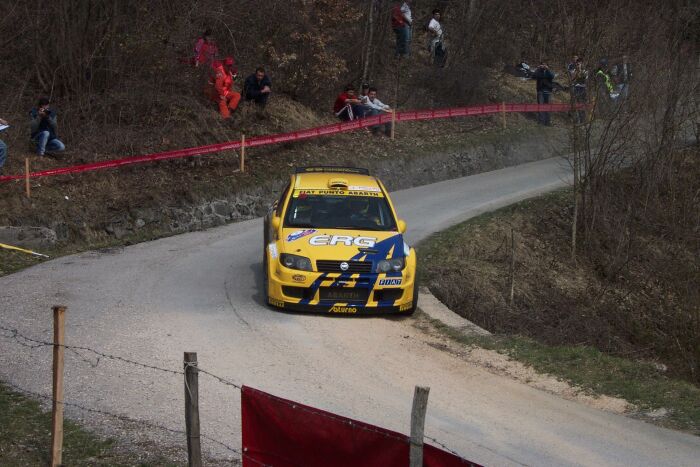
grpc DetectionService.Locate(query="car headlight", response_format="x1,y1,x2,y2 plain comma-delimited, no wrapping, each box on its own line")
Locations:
376,257,405,273
280,253,313,271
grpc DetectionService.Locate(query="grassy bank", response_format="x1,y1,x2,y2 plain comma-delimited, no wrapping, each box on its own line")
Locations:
418,183,700,434
0,383,179,466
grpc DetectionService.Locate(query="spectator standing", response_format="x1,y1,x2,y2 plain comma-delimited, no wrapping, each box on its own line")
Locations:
391,2,413,58
209,57,241,119
427,9,444,64
595,58,615,99
567,55,579,79
533,62,555,126
244,67,272,108
30,97,65,156
364,87,393,136
333,84,366,121
194,29,218,67
571,58,588,124
0,117,7,175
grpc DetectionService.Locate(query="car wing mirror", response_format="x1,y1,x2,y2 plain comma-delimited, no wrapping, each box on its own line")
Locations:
397,219,407,233
272,217,281,232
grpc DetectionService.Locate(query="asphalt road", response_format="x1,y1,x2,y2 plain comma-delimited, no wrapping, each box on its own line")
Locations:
1,157,698,466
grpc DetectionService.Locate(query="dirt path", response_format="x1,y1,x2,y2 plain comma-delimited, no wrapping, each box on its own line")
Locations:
1,158,698,466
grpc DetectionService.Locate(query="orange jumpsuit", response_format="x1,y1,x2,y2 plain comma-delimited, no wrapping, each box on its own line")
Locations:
208,62,241,119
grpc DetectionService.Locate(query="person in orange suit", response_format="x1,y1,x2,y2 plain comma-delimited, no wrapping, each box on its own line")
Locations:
208,57,240,119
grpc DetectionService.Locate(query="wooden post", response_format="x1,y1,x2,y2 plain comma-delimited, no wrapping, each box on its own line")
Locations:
409,386,430,467
240,134,245,173
25,158,31,198
508,228,516,304
50,305,66,467
184,352,202,467
501,102,507,129
391,110,396,140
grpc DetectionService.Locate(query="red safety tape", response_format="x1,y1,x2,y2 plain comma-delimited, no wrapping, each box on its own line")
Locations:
0,103,585,183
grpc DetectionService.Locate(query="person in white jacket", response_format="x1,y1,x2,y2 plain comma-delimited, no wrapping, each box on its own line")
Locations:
427,9,444,63
364,87,393,136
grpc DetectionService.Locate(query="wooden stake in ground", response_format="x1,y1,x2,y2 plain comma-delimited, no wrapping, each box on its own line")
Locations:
184,352,202,467
409,386,430,467
391,110,396,140
50,305,66,467
240,134,245,173
24,158,30,198
501,102,507,129
508,228,516,304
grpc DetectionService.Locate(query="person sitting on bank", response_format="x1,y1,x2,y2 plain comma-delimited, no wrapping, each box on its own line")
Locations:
207,57,240,119
333,84,366,121
0,117,8,175
244,67,272,107
364,87,393,136
30,97,66,157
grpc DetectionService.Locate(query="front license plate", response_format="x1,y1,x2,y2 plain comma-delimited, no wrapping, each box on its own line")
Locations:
319,288,369,302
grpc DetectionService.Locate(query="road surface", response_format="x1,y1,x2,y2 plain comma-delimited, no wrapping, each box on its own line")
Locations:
1,157,698,466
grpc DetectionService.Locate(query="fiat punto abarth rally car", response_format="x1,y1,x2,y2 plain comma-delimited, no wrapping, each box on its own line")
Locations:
263,167,417,314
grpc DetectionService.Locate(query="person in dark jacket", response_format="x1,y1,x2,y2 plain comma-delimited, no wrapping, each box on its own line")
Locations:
244,67,272,107
0,117,8,175
30,97,65,156
533,62,555,125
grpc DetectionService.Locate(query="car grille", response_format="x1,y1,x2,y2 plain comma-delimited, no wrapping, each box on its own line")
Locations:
316,260,373,274
319,287,370,302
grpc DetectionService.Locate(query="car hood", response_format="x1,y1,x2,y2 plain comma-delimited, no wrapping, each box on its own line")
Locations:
281,228,407,262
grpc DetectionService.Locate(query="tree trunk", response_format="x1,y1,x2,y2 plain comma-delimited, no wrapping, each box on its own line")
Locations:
362,0,375,83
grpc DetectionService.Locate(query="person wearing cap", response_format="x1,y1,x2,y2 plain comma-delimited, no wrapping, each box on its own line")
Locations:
208,56,240,119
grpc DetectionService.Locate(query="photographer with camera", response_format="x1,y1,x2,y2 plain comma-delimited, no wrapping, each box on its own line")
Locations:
30,97,65,157
533,62,555,126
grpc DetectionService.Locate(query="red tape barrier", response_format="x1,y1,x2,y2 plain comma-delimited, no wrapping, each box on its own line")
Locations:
241,385,478,467
0,103,583,183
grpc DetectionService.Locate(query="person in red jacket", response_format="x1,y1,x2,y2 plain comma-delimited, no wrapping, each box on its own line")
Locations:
207,57,240,119
194,29,218,67
333,84,366,121
391,2,412,58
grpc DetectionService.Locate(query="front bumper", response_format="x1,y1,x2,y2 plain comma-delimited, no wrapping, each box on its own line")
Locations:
267,264,415,314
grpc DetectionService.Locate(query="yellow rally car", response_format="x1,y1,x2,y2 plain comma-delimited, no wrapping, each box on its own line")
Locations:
263,166,417,314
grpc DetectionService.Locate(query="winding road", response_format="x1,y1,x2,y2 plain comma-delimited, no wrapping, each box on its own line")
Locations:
1,157,698,466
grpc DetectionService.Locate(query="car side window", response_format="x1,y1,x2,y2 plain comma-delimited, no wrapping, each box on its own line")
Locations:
275,183,290,217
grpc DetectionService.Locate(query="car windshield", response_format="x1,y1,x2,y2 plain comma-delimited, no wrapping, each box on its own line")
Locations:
284,194,397,231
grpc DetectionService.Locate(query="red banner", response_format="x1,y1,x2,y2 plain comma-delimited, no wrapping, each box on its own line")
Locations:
0,103,585,183
241,386,477,467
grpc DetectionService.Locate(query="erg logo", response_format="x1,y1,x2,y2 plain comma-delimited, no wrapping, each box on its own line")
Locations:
309,235,377,248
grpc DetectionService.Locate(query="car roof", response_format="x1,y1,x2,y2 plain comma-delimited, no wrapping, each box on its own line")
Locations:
293,172,382,191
